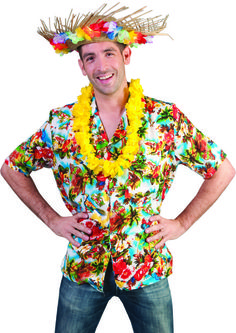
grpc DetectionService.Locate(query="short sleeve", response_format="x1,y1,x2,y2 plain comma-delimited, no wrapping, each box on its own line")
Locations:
173,104,226,179
5,120,54,177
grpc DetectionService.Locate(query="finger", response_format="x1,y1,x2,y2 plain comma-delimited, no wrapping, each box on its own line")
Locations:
155,237,167,249
74,212,89,219
149,215,161,222
146,231,165,243
72,221,92,235
145,225,161,234
67,234,82,247
70,227,90,241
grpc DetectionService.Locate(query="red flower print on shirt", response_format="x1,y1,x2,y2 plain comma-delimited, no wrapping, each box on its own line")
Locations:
195,132,207,153
113,258,127,275
172,104,180,121
134,264,150,281
205,166,216,179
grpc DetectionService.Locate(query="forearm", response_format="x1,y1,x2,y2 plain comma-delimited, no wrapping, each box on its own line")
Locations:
1,163,91,246
146,158,235,249
176,158,235,231
1,163,59,227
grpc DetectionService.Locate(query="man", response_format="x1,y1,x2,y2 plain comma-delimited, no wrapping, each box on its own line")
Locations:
1,4,235,333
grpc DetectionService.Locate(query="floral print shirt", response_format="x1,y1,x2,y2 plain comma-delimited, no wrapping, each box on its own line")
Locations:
5,96,226,292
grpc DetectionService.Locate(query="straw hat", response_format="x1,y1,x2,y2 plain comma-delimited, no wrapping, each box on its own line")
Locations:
38,3,169,55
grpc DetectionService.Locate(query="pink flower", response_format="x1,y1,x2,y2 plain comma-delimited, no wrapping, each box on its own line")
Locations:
164,130,174,149
172,104,180,121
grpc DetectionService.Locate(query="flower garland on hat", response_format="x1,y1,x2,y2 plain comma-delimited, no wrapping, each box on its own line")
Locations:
50,20,153,55
72,79,144,178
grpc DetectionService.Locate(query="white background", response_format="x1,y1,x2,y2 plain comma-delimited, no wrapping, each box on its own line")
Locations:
0,0,235,332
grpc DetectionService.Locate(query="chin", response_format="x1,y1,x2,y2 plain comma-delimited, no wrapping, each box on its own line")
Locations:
94,85,119,96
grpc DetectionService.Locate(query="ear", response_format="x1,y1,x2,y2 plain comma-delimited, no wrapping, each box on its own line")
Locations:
78,59,87,76
122,46,132,65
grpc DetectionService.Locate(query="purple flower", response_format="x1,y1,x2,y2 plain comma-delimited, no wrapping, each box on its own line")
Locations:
53,33,69,44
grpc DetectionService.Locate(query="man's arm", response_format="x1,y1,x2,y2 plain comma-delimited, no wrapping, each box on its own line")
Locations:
145,158,235,249
0,163,92,247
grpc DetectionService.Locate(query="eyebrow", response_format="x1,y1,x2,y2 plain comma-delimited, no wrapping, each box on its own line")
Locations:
82,47,118,60
82,52,95,60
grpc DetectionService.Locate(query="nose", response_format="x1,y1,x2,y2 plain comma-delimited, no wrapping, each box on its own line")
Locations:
95,55,109,73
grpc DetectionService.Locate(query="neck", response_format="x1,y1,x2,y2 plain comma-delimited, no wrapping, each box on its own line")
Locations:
94,83,129,116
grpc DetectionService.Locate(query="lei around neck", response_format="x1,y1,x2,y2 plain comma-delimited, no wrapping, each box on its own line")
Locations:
72,79,144,178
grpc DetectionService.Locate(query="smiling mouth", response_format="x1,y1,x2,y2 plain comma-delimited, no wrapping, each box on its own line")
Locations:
97,73,114,81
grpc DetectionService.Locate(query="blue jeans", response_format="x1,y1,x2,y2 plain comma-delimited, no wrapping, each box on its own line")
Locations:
55,260,173,333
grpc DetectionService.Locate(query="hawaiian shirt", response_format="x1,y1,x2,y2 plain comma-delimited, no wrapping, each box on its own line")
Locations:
5,96,226,292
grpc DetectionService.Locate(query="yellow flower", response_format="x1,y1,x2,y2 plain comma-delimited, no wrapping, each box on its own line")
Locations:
75,27,91,41
116,280,125,289
129,31,138,44
72,79,144,177
90,212,110,229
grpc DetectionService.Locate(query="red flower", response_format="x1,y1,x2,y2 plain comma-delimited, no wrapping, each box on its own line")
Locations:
79,270,91,280
114,129,126,138
146,100,156,114
162,183,167,200
144,255,152,263
157,266,163,276
35,147,53,160
136,32,147,44
89,20,108,32
134,264,149,281
62,139,71,153
113,258,127,275
97,174,107,182
85,221,94,229
100,131,107,140
164,130,174,150
71,169,83,187
153,165,161,178
33,131,43,140
205,167,216,179
120,267,132,279
124,189,132,199
9,150,21,162
65,202,76,213
50,39,68,51
83,26,101,38
106,150,113,160
89,225,104,241
172,104,180,121
195,133,207,152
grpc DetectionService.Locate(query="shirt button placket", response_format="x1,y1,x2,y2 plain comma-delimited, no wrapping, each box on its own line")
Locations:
104,176,112,252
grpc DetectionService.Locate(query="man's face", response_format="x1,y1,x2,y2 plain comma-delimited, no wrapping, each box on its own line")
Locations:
78,41,131,97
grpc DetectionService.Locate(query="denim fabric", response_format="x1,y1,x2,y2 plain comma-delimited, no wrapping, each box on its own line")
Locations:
55,260,173,333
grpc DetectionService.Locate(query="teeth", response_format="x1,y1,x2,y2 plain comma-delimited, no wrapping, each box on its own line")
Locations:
98,74,113,80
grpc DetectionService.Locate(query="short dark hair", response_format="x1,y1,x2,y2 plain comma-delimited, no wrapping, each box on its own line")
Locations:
77,42,127,60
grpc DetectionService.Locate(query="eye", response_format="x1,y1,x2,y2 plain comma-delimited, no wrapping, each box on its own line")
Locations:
106,52,114,57
85,56,95,63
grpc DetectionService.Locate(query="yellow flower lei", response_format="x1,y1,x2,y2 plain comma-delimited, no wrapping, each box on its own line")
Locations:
72,79,145,178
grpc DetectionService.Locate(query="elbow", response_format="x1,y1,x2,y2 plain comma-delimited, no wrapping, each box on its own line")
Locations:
211,158,235,187
0,162,7,179
221,158,236,184
229,164,236,181
0,162,13,181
